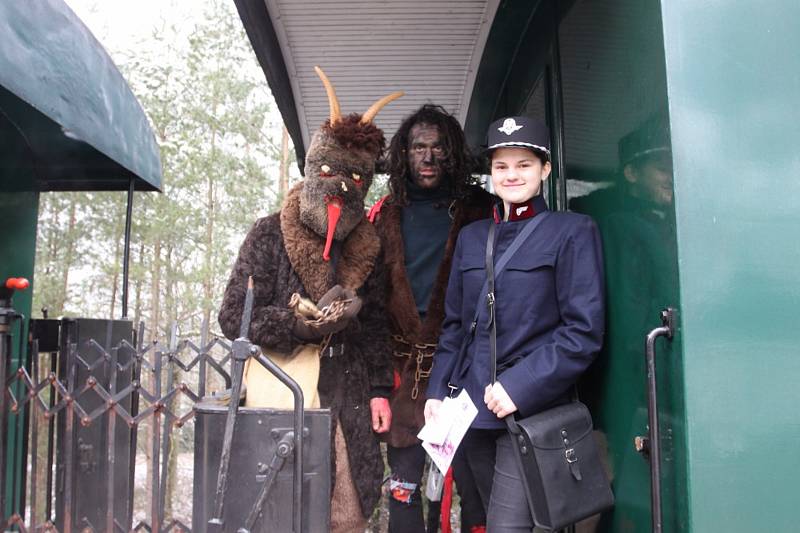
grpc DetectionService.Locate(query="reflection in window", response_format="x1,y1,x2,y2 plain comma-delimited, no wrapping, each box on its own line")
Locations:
522,75,551,204
559,0,670,214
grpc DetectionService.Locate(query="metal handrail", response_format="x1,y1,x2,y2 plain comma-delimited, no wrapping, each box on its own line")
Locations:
644,308,675,533
209,276,305,533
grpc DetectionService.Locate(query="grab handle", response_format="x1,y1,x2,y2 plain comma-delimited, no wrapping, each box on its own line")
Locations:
643,308,675,533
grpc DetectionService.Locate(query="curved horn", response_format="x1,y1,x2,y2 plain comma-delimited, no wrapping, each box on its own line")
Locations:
360,91,404,124
314,66,341,124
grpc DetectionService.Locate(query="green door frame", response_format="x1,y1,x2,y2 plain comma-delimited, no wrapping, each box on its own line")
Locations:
465,0,688,530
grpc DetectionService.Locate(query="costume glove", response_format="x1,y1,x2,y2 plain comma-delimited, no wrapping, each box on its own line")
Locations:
292,285,362,341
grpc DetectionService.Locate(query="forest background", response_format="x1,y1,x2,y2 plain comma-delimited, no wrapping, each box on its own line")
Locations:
35,0,389,337
28,0,394,528
36,0,295,334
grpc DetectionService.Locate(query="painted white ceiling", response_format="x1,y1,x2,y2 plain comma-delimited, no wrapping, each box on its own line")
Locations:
264,0,500,147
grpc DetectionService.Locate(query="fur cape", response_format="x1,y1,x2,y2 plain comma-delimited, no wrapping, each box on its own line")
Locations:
373,185,494,448
218,182,393,517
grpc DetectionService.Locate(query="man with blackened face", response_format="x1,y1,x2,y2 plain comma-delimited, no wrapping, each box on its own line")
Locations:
407,123,447,190
369,105,493,533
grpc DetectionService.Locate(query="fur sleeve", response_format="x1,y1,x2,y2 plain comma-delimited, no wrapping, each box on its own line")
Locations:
357,250,394,398
217,216,299,352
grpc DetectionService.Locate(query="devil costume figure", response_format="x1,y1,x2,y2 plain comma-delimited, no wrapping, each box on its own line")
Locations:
218,67,402,531
369,105,493,532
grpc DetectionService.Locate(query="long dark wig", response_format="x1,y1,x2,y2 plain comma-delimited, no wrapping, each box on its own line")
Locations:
385,104,478,206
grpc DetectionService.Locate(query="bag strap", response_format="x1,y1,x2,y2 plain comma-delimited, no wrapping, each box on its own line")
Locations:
471,211,551,336
447,211,550,396
486,212,581,418
484,212,550,382
486,221,498,383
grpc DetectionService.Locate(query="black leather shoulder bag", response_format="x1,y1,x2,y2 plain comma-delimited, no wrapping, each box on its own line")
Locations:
485,218,614,532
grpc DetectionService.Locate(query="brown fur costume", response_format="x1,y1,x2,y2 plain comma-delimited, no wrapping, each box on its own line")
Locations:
218,183,392,517
373,186,493,448
220,67,401,522
300,116,383,241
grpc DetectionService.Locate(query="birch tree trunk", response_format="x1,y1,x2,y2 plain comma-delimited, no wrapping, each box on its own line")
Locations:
142,239,161,513
201,91,219,334
109,216,124,319
56,197,78,314
279,125,290,197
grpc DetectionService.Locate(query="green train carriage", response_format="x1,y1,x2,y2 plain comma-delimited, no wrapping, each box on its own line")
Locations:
235,0,799,530
2,0,798,531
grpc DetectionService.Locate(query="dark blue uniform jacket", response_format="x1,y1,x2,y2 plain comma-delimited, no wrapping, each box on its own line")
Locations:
427,195,605,429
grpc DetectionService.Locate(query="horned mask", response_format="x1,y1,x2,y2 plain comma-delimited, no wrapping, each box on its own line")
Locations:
300,66,403,260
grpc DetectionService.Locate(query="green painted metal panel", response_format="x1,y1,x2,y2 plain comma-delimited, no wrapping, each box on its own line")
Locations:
0,0,162,192
468,1,688,530
0,190,38,518
0,0,163,515
661,1,800,531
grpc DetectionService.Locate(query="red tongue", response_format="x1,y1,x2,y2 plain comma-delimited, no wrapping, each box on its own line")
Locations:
323,198,342,261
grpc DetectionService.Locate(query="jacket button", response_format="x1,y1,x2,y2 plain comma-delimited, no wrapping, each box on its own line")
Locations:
354,405,359,410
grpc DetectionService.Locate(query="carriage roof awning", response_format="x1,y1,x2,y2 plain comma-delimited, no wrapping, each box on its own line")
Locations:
234,0,500,174
0,1,162,192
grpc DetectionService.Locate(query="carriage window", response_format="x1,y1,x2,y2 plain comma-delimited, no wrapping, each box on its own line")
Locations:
559,0,671,213
522,75,550,203
555,2,681,529
522,75,547,125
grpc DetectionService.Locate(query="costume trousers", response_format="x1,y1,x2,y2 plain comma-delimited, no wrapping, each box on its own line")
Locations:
387,443,427,533
388,442,487,532
461,428,536,533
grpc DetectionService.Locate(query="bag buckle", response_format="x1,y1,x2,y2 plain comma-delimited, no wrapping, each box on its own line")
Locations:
565,447,582,480
565,448,577,463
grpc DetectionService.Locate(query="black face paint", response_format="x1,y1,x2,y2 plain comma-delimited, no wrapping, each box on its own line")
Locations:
407,123,448,189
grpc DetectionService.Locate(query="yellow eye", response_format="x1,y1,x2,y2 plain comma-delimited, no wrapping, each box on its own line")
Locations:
352,173,361,182
321,164,331,173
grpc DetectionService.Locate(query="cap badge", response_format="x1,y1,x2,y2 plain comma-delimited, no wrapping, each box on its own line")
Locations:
498,118,523,136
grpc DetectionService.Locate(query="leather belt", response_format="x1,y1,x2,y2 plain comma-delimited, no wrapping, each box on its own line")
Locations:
319,333,345,358
322,343,345,358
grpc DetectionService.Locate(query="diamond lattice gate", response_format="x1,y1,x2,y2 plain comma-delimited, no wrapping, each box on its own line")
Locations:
3,318,225,532
1,316,330,532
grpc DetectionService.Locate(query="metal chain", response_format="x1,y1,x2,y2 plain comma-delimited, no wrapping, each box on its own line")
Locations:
411,349,431,400
392,335,436,400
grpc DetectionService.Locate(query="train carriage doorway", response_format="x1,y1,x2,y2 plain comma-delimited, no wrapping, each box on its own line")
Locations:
467,0,686,530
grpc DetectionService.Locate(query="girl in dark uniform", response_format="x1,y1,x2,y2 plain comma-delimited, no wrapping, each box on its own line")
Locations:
425,116,605,532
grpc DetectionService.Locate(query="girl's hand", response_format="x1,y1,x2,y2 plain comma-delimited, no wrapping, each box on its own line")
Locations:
424,399,443,424
484,382,518,418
